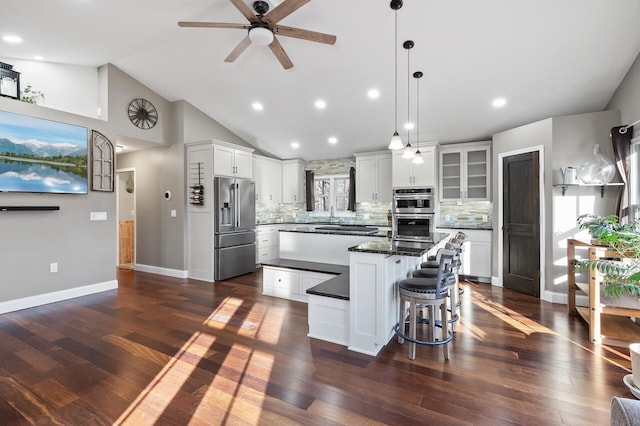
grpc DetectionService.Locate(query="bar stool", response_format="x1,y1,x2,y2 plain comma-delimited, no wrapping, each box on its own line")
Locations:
394,249,455,360
415,238,464,326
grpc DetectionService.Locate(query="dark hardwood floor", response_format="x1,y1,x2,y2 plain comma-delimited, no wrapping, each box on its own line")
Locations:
0,268,633,425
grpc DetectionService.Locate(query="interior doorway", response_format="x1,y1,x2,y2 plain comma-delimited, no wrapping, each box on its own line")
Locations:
501,150,541,297
116,168,136,269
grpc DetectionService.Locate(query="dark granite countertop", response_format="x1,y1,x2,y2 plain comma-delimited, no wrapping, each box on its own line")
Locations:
257,221,388,227
260,258,349,300
436,225,493,231
279,226,389,238
348,232,451,257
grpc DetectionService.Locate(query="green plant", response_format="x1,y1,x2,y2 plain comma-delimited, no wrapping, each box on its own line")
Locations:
577,214,640,297
20,84,43,104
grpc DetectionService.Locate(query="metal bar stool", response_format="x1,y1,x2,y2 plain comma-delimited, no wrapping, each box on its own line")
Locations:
394,249,456,360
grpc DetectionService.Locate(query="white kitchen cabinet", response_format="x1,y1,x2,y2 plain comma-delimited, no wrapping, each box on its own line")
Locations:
355,151,392,203
392,145,436,188
256,225,281,265
436,228,492,282
213,142,253,179
349,252,421,356
439,142,490,201
281,159,305,204
253,155,282,204
262,266,333,303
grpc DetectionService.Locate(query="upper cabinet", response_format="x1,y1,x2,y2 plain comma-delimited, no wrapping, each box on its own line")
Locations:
439,141,490,201
392,145,436,188
282,159,306,204
254,155,282,204
213,142,254,179
355,151,392,203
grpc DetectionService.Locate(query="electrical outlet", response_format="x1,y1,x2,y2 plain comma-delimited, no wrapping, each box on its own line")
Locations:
445,215,451,222
482,215,488,222
171,209,177,217
363,213,370,220
50,262,58,273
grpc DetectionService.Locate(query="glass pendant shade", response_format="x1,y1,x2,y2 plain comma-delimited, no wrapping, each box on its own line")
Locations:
412,149,424,164
402,142,415,159
578,144,615,184
388,131,403,150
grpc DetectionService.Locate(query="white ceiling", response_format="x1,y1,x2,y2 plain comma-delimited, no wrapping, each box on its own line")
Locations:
3,0,640,161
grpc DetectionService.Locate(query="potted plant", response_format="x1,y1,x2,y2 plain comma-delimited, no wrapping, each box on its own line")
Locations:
577,214,640,297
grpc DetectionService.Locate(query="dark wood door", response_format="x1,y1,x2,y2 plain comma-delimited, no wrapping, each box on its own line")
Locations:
503,151,540,297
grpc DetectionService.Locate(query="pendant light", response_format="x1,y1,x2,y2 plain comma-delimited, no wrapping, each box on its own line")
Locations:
412,71,424,164
388,0,404,150
402,40,415,159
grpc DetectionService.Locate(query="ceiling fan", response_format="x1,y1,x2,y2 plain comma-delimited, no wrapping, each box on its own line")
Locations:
178,0,336,69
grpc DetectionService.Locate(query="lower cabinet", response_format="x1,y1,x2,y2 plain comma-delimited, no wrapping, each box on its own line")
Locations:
436,228,492,282
262,266,334,303
308,295,349,346
349,252,420,356
256,225,280,265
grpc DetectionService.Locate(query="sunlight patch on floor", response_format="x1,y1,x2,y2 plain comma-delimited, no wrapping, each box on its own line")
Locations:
115,331,211,424
472,292,555,336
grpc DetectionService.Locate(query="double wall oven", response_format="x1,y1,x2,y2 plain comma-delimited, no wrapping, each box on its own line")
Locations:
391,187,434,243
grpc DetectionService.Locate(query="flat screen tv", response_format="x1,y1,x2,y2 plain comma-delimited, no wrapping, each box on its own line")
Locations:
0,109,88,194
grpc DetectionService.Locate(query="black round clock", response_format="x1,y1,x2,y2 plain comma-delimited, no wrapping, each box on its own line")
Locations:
128,98,158,129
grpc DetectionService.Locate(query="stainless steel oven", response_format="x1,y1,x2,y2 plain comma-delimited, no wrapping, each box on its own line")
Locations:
392,214,434,242
392,187,434,214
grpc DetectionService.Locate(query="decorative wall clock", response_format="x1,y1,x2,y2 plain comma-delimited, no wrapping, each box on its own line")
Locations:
128,98,158,129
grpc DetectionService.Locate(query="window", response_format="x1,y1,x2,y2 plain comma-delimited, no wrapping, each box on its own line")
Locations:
313,174,353,216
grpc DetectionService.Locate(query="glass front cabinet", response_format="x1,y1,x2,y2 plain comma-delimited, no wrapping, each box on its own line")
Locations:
439,142,491,201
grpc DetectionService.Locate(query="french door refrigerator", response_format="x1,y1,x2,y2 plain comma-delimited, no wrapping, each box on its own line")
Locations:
214,176,256,281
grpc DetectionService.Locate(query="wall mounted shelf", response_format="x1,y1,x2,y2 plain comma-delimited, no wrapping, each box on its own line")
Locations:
0,206,60,212
554,182,624,197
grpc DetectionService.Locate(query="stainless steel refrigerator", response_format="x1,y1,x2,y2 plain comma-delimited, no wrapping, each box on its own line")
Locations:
214,176,256,281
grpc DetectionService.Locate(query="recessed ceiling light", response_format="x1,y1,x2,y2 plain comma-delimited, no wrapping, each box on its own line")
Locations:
315,100,326,110
2,35,23,44
404,122,414,130
367,89,380,99
492,97,507,108
328,137,338,144
252,102,263,111
291,141,299,149
33,55,44,61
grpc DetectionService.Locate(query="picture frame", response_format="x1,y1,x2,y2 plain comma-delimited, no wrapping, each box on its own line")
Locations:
91,130,114,192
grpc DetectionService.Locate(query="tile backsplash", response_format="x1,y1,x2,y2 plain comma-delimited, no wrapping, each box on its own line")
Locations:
438,201,493,227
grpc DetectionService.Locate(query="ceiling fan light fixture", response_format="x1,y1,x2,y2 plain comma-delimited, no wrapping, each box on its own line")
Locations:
249,26,274,46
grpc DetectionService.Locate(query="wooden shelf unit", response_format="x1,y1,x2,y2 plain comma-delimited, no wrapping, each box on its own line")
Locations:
567,238,640,346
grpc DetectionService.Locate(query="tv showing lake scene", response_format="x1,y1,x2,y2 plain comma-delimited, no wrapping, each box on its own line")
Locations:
0,110,88,194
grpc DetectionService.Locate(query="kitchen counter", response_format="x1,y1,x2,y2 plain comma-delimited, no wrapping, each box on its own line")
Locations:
347,232,450,257
436,224,493,230
257,221,388,227
280,226,389,238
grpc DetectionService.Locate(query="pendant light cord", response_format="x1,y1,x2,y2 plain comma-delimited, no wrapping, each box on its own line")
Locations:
407,45,411,143
394,10,398,133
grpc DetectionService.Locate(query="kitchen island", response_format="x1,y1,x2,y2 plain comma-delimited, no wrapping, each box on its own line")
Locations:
263,227,451,355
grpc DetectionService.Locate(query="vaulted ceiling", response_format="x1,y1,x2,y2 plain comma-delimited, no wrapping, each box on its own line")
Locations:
3,0,640,160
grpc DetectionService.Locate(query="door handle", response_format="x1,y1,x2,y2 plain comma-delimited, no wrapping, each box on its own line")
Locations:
502,226,509,232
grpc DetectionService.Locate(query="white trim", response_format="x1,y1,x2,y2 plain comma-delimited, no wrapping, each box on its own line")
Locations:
0,280,118,314
116,167,137,268
135,263,188,279
543,290,588,307
497,145,547,301
491,276,502,287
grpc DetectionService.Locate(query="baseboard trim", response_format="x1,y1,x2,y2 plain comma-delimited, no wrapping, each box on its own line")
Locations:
491,276,502,287
135,264,188,279
0,280,118,314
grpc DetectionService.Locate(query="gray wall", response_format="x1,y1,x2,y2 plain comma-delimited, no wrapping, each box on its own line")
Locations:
0,97,117,301
492,109,621,299
607,52,640,125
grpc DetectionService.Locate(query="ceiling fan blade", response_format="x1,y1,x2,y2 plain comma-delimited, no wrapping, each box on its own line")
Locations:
230,0,259,23
178,21,249,29
264,0,310,25
275,25,336,45
269,37,294,69
225,36,252,63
